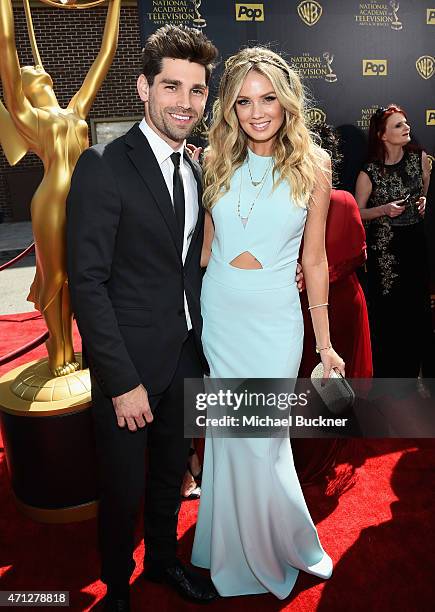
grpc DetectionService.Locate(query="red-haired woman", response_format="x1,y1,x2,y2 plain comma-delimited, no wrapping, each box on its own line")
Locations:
355,105,433,377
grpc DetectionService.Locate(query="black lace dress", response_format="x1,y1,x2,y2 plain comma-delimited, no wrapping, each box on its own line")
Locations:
363,150,433,377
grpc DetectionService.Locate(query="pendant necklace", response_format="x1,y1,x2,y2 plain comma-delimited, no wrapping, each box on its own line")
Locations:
236,161,272,228
247,155,272,186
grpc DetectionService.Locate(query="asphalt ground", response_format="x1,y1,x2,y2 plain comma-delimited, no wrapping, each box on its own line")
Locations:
0,222,36,315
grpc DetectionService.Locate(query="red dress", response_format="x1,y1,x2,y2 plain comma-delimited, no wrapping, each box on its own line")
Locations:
293,190,373,484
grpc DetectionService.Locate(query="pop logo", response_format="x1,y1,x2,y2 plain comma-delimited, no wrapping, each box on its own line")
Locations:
427,9,435,24
235,4,264,21
363,60,388,76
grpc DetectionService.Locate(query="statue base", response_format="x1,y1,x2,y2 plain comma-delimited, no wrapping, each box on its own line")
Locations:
10,357,91,405
0,356,98,523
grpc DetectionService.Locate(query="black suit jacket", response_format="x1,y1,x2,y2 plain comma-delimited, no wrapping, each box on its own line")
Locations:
66,123,208,397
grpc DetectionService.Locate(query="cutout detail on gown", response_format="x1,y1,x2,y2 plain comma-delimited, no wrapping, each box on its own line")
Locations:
229,251,263,269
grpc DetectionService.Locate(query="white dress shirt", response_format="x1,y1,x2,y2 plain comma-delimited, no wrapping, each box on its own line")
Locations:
139,118,198,330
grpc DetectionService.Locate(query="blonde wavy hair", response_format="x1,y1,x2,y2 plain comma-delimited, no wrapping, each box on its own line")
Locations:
203,47,326,210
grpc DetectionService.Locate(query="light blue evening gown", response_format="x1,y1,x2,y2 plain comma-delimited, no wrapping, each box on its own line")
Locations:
191,149,333,599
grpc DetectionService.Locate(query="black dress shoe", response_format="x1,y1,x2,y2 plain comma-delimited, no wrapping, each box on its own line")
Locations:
102,593,130,611
144,560,219,603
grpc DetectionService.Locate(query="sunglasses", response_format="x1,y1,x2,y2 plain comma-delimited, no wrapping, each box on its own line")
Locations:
374,107,387,119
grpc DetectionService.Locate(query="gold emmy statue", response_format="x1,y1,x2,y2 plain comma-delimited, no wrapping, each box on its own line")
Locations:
192,0,206,27
40,0,107,7
0,0,121,523
323,52,337,83
390,0,402,30
0,0,120,380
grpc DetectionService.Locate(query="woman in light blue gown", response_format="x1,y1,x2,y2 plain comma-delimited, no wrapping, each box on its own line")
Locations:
191,47,345,599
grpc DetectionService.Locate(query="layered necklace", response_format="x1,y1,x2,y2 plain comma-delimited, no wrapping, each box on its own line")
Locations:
247,155,271,186
236,156,273,228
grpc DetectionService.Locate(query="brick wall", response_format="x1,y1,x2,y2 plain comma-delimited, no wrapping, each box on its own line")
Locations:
0,4,143,222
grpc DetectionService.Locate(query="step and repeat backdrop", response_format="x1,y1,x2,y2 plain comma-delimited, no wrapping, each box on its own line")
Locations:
137,0,435,283
137,0,434,185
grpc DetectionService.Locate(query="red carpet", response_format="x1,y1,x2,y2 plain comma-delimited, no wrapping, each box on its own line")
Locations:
0,311,82,377
1,314,435,610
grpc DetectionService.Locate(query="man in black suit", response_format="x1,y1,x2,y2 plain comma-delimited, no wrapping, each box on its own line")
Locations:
67,25,218,611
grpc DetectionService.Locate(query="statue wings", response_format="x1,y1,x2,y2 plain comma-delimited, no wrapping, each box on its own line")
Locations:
0,98,28,166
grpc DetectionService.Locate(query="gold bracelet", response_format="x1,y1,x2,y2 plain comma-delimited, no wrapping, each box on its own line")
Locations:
316,344,332,354
308,303,329,311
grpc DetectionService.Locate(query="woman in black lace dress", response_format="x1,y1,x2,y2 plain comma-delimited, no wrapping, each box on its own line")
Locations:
355,105,433,377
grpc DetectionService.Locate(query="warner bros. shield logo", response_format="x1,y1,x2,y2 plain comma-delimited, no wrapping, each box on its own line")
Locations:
416,56,435,79
297,1,322,26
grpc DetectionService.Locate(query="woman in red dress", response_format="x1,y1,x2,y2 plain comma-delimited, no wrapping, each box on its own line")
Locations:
293,124,373,485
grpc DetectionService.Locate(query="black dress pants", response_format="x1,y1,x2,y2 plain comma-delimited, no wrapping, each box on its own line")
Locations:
91,332,203,590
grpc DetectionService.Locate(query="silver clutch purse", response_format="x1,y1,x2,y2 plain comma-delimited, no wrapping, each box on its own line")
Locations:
311,362,355,415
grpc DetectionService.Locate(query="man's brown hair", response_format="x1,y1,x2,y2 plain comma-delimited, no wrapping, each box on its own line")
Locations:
141,25,218,86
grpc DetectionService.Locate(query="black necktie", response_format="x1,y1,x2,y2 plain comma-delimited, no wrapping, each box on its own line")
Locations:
170,152,185,250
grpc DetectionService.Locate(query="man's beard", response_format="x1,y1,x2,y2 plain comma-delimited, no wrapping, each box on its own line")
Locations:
148,103,201,142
